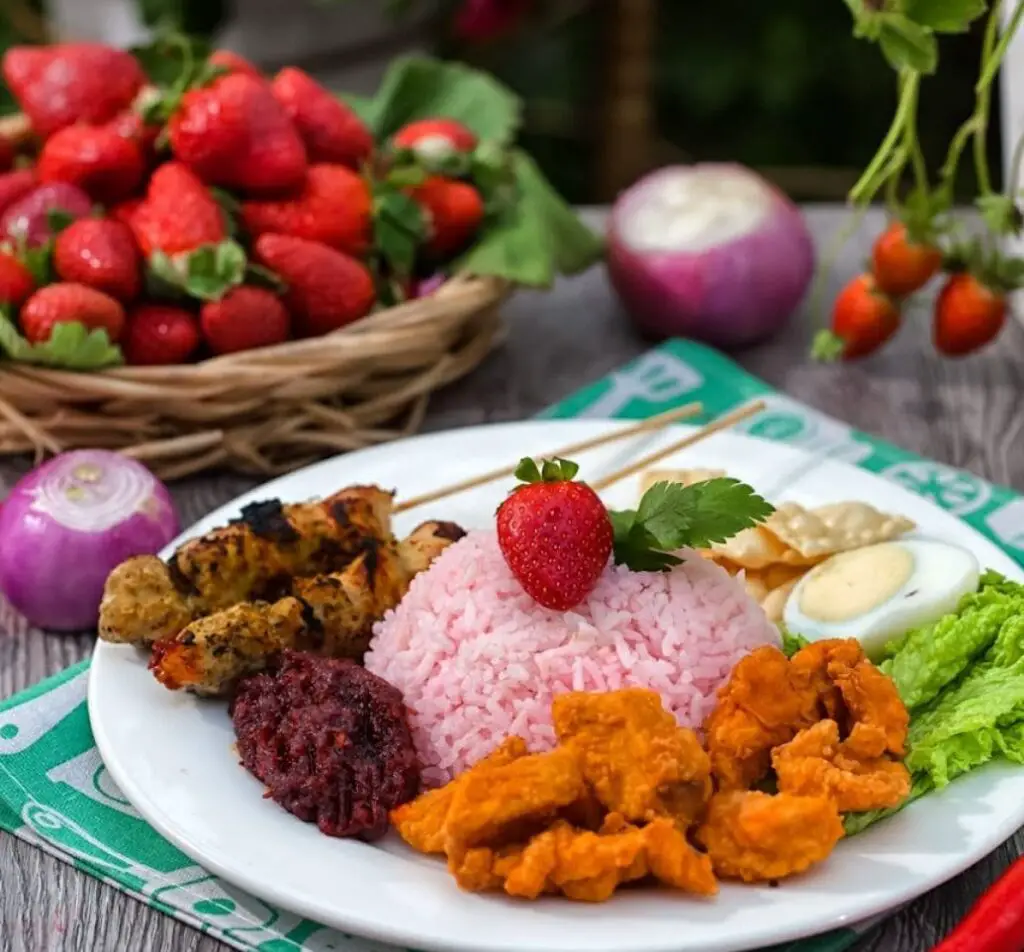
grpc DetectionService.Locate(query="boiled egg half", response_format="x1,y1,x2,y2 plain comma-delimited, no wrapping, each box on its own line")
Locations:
782,539,980,661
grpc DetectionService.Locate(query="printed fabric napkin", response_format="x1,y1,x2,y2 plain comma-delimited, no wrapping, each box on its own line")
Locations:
0,338,1021,952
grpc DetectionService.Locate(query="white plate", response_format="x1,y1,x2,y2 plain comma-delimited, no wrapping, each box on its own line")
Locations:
89,420,1024,952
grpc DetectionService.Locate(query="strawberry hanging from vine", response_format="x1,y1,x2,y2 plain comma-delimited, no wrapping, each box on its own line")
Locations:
813,0,1024,361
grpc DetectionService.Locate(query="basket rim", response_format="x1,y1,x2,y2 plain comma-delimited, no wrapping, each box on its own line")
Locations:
0,273,511,381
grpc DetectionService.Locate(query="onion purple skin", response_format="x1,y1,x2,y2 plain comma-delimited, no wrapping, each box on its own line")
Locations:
0,183,93,249
0,450,179,632
607,164,815,350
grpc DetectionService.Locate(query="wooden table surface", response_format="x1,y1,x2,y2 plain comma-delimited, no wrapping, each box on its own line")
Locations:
1,205,1022,952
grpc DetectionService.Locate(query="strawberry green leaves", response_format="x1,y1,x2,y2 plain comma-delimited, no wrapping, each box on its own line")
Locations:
513,457,580,485
149,239,247,302
372,184,427,280
0,305,122,370
609,478,775,573
902,0,988,33
358,57,602,288
368,55,522,146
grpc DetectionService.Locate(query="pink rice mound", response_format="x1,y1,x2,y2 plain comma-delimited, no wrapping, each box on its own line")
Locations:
365,530,780,786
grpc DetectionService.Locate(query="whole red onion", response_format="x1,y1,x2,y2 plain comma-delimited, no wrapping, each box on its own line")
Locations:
0,182,92,248
607,163,815,349
0,450,179,631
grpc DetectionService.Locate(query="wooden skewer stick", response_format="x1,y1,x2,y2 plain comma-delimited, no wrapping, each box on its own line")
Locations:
589,400,768,492
393,401,704,514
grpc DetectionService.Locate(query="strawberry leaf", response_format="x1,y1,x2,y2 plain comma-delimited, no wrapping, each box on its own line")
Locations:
21,243,54,287
368,56,522,145
513,457,542,483
46,208,76,236
149,240,247,302
902,0,986,33
877,13,938,74
0,307,123,371
245,262,287,293
810,329,846,362
373,186,426,279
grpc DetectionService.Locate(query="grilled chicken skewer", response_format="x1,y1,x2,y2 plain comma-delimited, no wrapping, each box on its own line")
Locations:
98,486,394,646
149,520,465,696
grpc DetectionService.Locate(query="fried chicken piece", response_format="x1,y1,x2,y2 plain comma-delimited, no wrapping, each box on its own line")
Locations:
830,657,909,757
149,522,461,696
450,817,717,902
788,638,864,719
771,720,911,814
99,486,395,645
695,790,844,883
391,737,529,855
552,688,712,826
443,746,587,854
703,646,822,790
789,639,908,757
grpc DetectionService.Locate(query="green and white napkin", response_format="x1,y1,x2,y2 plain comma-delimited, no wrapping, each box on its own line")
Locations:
0,339,1020,952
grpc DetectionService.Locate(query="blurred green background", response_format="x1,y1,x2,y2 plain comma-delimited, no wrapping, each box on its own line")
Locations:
0,0,1002,204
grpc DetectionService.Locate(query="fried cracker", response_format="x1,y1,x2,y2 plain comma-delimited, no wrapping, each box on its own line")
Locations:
766,502,915,560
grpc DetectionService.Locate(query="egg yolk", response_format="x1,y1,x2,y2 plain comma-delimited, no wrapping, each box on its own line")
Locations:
797,543,914,623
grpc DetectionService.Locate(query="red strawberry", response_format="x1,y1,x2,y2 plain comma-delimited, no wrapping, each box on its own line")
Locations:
20,282,125,345
270,68,373,169
200,286,290,355
123,304,201,365
408,176,484,256
254,234,375,337
2,44,144,139
241,164,371,254
0,169,37,218
496,457,613,611
933,273,1007,357
168,73,307,195
108,110,162,167
0,137,14,172
54,219,141,302
128,163,226,256
392,118,478,160
38,124,145,204
0,252,34,307
208,50,262,79
111,197,143,229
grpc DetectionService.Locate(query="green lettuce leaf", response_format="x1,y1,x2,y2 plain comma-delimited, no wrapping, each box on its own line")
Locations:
844,773,934,836
881,585,1023,710
779,625,810,659
846,574,1024,836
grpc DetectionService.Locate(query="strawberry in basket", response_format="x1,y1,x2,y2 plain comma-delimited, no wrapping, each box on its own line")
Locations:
0,41,600,382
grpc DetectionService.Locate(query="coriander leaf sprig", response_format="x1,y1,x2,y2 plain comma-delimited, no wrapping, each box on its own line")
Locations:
609,477,774,573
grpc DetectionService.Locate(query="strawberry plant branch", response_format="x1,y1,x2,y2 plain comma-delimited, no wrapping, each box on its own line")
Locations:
972,0,1003,199
849,72,919,205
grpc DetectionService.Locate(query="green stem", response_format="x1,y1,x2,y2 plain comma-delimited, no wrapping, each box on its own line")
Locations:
977,0,1024,90
1008,128,1024,198
905,72,928,194
973,0,1003,197
850,72,919,205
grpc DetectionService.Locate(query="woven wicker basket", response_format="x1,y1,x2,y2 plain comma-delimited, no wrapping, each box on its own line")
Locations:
0,274,509,481
0,113,511,480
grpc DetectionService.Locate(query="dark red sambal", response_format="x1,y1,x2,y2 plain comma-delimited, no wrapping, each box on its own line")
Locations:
230,650,421,841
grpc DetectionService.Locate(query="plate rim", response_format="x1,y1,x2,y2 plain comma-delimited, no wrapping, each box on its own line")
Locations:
88,418,1024,952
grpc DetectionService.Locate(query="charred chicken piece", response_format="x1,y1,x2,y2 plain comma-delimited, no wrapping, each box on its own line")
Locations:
98,485,394,646
148,520,464,696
